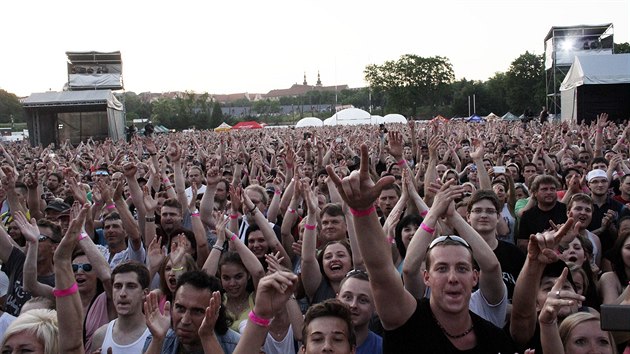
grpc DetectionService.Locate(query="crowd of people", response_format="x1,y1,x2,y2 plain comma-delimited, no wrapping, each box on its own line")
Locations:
0,113,628,353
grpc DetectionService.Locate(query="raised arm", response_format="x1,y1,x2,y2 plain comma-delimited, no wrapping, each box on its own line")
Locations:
403,180,462,297
327,144,417,330
510,219,582,346
16,211,53,298
242,187,291,270
202,216,228,277
54,204,90,354
538,268,575,354
470,139,492,190
300,180,323,300
233,271,297,354
448,212,505,304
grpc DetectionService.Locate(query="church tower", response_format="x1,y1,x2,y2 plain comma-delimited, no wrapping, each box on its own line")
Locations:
303,72,308,85
316,70,322,87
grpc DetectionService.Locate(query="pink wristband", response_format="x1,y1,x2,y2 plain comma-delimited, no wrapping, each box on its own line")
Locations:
229,233,237,241
304,223,316,230
191,213,200,217
287,207,296,214
105,204,116,210
349,205,376,217
78,233,89,241
420,209,429,217
53,283,79,298
420,222,435,234
274,190,282,195
229,214,238,219
387,235,395,244
397,159,407,166
248,310,272,327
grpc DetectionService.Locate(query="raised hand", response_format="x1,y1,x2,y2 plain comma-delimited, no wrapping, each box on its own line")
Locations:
265,251,285,274
538,267,584,325
198,291,222,339
142,185,158,214
252,271,298,319
528,218,576,264
144,292,171,340
215,215,229,244
229,185,242,213
470,138,485,160
388,131,404,160
326,144,395,211
13,211,39,244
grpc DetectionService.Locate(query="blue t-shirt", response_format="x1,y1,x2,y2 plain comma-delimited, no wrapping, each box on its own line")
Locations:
357,330,383,354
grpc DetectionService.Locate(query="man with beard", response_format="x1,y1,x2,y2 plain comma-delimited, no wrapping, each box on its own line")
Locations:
92,262,151,353
517,175,567,252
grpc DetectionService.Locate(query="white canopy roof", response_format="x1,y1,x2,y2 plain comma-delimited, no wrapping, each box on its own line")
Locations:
325,108,373,126
382,114,407,124
560,54,630,91
295,117,323,127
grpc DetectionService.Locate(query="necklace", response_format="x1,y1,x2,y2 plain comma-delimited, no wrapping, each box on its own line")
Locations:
432,313,474,339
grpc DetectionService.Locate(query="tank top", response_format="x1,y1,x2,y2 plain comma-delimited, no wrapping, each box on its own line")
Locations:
101,319,151,354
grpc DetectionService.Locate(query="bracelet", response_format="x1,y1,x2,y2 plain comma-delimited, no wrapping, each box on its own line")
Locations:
78,233,89,241
274,190,282,195
349,205,376,217
248,310,272,327
229,214,239,220
287,207,296,214
105,204,116,210
150,153,157,156
397,159,407,166
191,213,200,217
171,266,184,272
145,217,155,222
162,178,170,183
212,244,224,252
304,223,316,230
53,283,79,298
228,233,237,241
248,205,257,214
387,235,395,244
420,222,435,234
420,209,429,217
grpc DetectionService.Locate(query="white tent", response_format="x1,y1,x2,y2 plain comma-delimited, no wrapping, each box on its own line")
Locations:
295,117,323,127
382,114,407,124
326,108,373,126
560,54,630,123
371,115,383,124
484,113,501,121
502,112,519,121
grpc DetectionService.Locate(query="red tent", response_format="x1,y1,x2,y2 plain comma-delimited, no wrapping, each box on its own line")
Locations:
231,121,263,129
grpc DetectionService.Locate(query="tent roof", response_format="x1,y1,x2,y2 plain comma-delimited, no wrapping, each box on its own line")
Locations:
560,54,630,91
333,108,371,120
66,51,122,64
485,113,501,120
22,90,122,110
383,114,407,124
502,112,519,121
232,121,263,129
295,117,323,128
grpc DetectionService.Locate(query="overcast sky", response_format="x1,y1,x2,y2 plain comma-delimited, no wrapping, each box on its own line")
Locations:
1,0,627,97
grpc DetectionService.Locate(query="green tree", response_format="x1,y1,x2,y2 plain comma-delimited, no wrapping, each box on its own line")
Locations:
505,51,545,115
210,101,224,128
615,42,630,54
0,89,26,124
364,54,455,116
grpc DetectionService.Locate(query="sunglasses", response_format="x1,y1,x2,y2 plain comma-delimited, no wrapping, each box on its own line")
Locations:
72,263,93,272
428,235,471,250
345,268,369,279
38,234,59,243
95,170,109,176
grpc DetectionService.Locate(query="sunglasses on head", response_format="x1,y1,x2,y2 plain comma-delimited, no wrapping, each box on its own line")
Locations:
38,234,59,243
345,268,369,279
72,263,93,272
428,235,471,250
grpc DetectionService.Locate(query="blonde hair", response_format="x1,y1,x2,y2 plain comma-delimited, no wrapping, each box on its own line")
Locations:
1,309,59,354
559,312,617,354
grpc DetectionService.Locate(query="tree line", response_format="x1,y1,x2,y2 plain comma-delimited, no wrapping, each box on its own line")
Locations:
1,43,628,129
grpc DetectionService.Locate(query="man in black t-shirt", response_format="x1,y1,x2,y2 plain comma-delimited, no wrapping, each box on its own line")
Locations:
326,147,514,354
518,175,567,252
